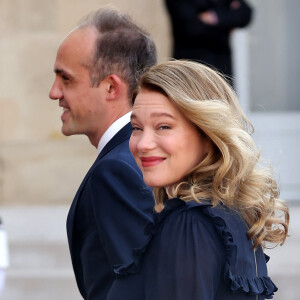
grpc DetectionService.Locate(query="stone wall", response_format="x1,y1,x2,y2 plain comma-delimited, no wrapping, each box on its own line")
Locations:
0,0,171,205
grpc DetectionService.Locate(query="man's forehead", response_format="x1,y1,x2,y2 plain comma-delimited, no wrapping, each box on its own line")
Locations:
67,25,97,41
57,27,95,57
64,25,81,41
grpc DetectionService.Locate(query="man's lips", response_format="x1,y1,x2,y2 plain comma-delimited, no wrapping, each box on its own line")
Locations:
140,156,165,167
61,107,70,121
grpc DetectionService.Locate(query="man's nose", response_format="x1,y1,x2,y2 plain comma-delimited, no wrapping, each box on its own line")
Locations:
49,80,63,100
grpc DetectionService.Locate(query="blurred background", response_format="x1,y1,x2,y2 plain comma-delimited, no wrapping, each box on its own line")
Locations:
0,0,299,299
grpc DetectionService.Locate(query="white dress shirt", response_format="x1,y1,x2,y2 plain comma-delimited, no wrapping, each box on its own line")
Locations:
97,111,132,154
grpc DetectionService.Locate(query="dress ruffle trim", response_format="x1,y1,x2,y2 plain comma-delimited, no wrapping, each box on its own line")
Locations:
113,198,185,278
113,198,278,299
113,235,151,278
227,271,278,299
199,202,278,299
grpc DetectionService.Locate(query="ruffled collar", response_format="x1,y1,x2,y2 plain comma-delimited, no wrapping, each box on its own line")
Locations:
152,197,211,229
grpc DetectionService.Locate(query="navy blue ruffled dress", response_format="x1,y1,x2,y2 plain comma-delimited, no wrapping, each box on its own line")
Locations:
107,198,277,300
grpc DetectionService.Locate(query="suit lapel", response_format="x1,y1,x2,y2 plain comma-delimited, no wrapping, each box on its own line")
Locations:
97,122,132,160
67,123,132,250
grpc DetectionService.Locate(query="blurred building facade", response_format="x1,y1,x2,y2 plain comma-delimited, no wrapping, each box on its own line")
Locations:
234,0,300,203
0,0,299,299
0,0,171,207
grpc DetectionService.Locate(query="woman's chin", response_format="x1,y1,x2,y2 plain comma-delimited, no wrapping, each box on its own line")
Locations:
144,179,164,188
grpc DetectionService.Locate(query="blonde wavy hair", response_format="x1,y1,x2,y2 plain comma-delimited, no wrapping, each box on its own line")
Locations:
136,60,289,248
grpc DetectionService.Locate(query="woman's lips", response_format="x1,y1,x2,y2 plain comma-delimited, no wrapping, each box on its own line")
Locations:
140,156,165,167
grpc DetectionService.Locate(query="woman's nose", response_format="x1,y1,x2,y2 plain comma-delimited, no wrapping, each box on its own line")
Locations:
137,130,156,152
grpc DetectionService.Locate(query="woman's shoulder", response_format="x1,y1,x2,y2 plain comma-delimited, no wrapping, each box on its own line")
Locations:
157,198,278,299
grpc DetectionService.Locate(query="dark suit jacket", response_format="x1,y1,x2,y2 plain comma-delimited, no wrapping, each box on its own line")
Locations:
67,123,154,300
165,0,253,79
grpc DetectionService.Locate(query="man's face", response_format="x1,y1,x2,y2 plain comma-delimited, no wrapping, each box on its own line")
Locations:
49,27,108,142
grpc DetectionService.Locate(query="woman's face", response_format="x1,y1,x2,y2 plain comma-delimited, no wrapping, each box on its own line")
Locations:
129,89,211,188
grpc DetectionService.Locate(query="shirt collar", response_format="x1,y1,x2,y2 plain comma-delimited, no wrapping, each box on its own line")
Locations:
97,111,132,154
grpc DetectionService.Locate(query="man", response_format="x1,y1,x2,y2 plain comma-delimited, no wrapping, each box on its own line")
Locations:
49,7,156,299
165,0,252,85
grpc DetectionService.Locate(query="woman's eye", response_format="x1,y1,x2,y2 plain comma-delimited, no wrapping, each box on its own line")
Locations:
159,125,170,130
131,126,142,131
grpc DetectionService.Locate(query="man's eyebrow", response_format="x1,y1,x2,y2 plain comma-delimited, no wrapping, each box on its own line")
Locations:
54,68,73,78
54,68,63,74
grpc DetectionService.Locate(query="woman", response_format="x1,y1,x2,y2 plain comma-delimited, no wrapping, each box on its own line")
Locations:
108,60,289,300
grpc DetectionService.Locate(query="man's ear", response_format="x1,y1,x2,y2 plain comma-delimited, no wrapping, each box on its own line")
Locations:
105,74,122,101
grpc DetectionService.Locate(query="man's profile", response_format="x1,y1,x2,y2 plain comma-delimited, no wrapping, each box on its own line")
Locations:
49,7,156,299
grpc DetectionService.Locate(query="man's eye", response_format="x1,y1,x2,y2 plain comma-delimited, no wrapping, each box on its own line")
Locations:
62,75,70,81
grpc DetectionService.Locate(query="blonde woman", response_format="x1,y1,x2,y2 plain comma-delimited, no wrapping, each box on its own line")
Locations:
108,60,289,300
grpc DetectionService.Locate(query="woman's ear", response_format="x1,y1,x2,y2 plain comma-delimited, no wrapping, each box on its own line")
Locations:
199,130,213,155
204,136,214,155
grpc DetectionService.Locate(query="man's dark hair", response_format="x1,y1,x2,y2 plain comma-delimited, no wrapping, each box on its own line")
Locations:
78,7,157,100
